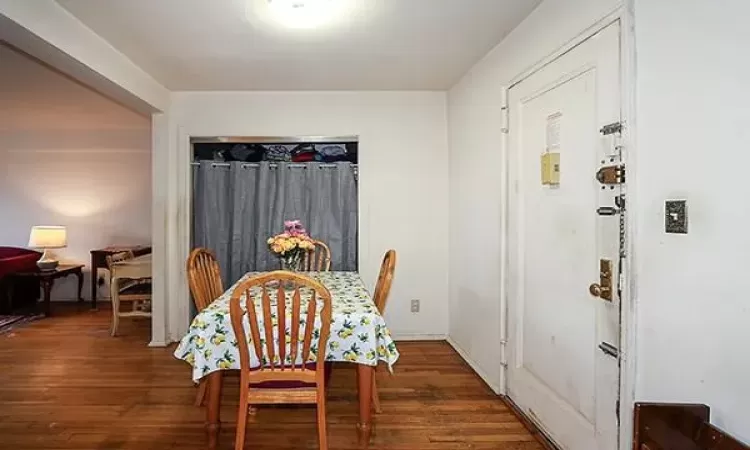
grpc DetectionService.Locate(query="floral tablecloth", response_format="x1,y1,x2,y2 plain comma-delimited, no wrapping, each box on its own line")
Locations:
174,272,400,382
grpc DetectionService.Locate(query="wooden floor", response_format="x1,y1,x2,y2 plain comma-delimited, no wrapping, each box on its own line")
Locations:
0,305,542,450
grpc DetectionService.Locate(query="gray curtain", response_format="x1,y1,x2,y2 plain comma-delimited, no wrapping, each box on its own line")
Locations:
192,161,358,287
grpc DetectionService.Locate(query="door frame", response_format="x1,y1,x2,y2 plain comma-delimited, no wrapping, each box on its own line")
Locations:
499,5,637,450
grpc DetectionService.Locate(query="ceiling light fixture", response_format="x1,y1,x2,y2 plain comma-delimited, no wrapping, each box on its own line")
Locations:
265,0,345,29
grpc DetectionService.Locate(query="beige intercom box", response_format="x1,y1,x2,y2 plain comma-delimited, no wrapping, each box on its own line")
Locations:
541,152,560,185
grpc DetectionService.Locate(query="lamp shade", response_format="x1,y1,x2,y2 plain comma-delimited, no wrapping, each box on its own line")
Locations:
28,226,67,249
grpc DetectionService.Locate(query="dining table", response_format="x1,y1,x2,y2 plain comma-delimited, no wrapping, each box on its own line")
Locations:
174,271,400,449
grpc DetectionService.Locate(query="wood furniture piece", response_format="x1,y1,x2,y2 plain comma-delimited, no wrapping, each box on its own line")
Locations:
229,271,333,450
90,245,151,309
302,239,332,271
370,249,397,414
174,271,398,450
186,248,225,406
107,252,152,336
633,402,748,450
10,264,84,316
0,247,42,313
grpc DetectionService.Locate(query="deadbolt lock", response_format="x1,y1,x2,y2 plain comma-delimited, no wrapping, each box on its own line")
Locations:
589,259,613,301
596,165,625,184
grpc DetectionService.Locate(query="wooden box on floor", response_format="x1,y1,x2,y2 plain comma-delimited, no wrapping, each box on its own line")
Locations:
633,402,748,450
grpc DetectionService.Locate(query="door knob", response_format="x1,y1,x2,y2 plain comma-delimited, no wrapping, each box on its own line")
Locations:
589,282,612,298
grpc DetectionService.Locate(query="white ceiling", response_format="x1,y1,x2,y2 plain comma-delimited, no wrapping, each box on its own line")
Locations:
55,0,541,91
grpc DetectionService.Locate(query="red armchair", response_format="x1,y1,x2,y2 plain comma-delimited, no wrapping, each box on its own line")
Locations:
0,247,42,313
0,247,41,278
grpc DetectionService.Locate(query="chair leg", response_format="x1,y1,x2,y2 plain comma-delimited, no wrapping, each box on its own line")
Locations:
372,377,382,414
317,387,329,450
110,281,119,337
234,393,249,450
194,380,207,407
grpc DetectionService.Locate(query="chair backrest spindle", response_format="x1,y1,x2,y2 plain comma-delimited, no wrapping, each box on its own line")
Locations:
277,283,287,369
261,285,276,368
229,271,332,380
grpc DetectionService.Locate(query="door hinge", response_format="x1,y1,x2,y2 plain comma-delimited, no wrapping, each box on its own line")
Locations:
501,105,509,134
596,165,625,184
600,121,624,136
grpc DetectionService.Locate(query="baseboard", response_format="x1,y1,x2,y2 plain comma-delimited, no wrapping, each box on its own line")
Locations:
391,333,447,341
503,396,561,450
446,338,559,450
446,336,501,394
148,339,168,347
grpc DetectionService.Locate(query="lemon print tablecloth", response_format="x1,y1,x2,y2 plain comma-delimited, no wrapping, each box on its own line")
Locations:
174,271,400,382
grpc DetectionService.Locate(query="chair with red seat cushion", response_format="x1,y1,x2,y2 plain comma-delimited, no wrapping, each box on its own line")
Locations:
229,271,333,450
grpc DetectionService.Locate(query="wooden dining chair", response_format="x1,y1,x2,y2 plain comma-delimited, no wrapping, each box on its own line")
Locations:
229,271,333,450
302,240,331,271
371,249,397,413
186,248,225,406
106,251,152,337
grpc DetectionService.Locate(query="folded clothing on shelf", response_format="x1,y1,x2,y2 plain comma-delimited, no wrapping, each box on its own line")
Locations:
229,144,264,162
292,151,317,162
263,144,296,162
314,144,348,162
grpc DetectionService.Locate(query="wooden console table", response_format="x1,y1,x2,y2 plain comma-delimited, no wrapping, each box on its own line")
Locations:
634,402,748,449
90,245,151,309
10,265,84,316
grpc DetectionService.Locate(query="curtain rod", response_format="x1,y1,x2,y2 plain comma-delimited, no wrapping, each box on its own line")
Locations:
191,136,358,144
191,162,357,169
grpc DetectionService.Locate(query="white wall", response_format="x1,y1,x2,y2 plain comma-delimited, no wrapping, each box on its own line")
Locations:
447,0,622,392
160,91,450,341
0,43,152,301
0,0,169,114
449,0,750,444
633,0,750,443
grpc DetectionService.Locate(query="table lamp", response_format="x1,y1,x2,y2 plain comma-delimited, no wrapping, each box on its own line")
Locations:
28,226,67,271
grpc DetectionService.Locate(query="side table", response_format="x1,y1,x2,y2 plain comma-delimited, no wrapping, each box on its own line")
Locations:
90,245,151,309
10,265,84,316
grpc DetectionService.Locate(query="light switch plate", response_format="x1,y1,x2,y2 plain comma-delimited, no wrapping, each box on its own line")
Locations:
665,200,687,234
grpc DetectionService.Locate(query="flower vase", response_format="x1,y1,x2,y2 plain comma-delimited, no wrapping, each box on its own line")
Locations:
281,257,300,272
280,257,301,290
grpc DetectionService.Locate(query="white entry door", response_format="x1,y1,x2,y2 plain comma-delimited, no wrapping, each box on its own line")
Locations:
507,22,622,450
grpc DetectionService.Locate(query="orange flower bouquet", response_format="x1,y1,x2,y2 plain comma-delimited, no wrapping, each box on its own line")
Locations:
267,220,315,271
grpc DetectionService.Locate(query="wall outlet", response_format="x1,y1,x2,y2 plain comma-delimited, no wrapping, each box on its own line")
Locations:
410,299,420,313
665,200,688,234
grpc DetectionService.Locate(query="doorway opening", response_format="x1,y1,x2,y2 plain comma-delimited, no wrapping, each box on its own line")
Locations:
188,136,360,318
